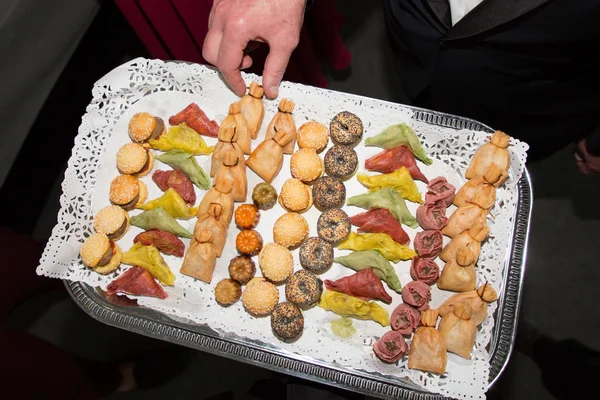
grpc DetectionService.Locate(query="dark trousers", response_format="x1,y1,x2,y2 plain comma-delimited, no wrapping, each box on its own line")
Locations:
0,227,121,399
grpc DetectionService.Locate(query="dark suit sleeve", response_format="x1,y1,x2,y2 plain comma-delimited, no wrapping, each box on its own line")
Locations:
585,123,600,157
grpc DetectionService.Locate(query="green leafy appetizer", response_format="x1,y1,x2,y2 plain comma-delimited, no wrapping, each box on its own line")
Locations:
334,250,402,293
365,123,433,165
347,187,419,229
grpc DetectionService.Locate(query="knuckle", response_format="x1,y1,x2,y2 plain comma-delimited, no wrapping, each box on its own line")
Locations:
279,35,300,52
226,15,247,31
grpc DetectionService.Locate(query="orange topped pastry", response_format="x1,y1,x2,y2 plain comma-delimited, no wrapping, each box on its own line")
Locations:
235,204,261,230
236,230,264,256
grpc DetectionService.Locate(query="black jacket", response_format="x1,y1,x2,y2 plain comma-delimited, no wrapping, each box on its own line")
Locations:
383,0,600,160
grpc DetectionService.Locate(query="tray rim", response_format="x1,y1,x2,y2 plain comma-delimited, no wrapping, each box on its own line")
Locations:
63,102,533,399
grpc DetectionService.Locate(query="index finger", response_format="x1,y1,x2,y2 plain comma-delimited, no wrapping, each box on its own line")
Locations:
217,33,249,97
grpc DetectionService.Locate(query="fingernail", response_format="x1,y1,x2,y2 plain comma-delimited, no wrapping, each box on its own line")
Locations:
270,86,279,97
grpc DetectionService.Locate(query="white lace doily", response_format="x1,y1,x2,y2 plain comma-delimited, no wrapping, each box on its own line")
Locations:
37,58,528,399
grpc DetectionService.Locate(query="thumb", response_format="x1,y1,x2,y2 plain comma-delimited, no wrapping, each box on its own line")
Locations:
263,43,294,99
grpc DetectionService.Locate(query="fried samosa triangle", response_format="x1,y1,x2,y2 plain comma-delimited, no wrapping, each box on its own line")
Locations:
334,250,402,293
121,243,175,286
265,98,296,154
465,131,511,179
365,123,433,165
338,232,416,262
438,302,476,359
365,145,429,183
408,309,447,374
347,188,418,229
239,82,264,139
149,123,214,155
318,290,390,327
130,207,193,239
324,268,392,303
136,188,198,219
156,149,211,190
220,102,252,154
357,167,423,203
107,266,168,299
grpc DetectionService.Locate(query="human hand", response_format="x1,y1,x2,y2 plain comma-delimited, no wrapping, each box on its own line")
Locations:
203,0,307,99
575,138,600,174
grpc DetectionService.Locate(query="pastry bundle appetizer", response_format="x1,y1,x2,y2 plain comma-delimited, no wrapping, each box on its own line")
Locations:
220,103,252,155
465,131,511,179
239,82,265,140
407,310,447,374
247,131,292,183
265,98,297,154
438,302,477,359
211,126,245,177
437,245,477,292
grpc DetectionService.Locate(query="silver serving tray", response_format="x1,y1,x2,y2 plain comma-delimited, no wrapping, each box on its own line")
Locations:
65,108,532,399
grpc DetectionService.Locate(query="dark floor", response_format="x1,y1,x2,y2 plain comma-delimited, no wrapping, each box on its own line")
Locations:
5,1,600,399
